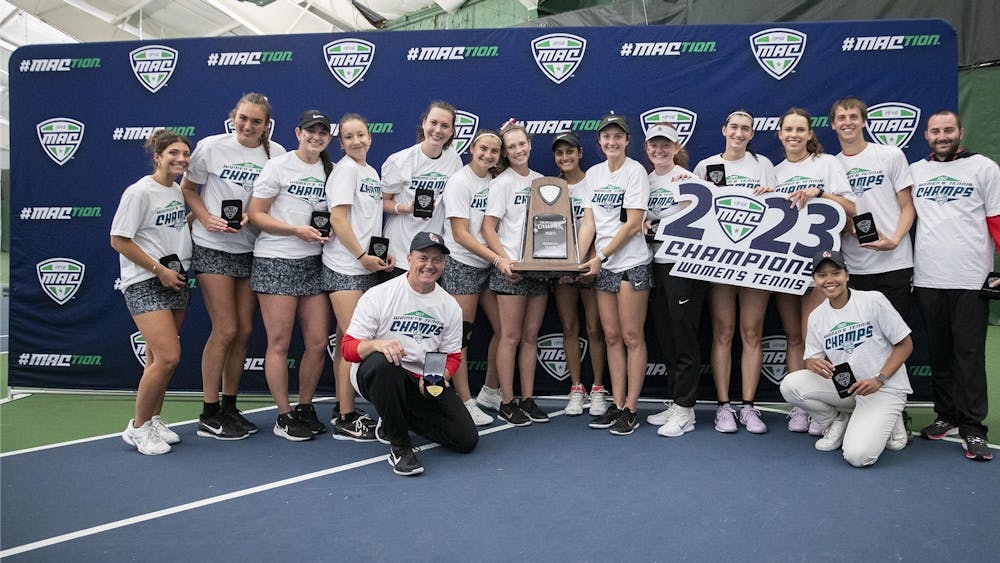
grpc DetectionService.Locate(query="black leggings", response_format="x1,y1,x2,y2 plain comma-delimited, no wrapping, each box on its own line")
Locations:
356,353,479,452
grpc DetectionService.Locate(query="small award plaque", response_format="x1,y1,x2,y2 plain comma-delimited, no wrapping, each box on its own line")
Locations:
220,199,243,230
511,177,582,277
310,211,331,237
423,352,447,398
368,236,390,261
831,362,857,399
852,212,879,244
158,254,185,275
980,271,1000,300
706,163,727,186
413,187,434,219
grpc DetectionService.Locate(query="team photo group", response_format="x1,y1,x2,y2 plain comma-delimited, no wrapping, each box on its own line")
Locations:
110,92,1000,475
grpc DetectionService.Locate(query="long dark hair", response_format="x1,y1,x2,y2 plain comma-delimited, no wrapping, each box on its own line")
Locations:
778,107,824,156
145,129,191,172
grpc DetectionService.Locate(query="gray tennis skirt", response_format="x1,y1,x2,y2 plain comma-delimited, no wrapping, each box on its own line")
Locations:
123,277,190,316
191,244,253,278
251,255,325,296
322,266,379,293
441,256,490,296
489,268,549,296
595,263,652,293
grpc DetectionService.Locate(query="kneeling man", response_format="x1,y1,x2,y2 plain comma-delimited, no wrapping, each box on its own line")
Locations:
343,232,478,476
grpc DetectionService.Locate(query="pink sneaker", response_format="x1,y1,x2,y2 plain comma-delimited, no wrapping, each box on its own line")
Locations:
739,404,768,434
714,404,738,433
787,407,809,433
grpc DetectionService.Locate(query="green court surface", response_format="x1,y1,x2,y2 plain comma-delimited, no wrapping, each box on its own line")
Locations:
1,327,999,453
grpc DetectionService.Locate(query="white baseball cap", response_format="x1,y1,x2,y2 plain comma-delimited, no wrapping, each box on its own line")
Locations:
645,124,679,143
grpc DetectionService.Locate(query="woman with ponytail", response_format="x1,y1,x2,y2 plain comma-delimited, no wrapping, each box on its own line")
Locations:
181,93,285,441
111,129,193,455
247,110,335,442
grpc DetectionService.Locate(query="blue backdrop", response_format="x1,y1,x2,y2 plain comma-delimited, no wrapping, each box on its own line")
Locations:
9,20,956,400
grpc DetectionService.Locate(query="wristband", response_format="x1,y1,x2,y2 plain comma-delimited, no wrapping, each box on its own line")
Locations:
356,251,366,260
394,202,401,214
597,251,609,263
492,255,501,267
815,188,825,199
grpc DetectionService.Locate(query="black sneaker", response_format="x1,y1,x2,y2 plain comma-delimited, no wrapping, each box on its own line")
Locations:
921,419,959,440
221,407,258,435
963,435,993,461
374,418,389,445
273,412,314,441
518,397,549,423
498,401,531,427
197,411,250,441
901,410,913,445
588,404,622,429
388,446,424,476
332,412,377,442
293,403,327,434
609,407,639,436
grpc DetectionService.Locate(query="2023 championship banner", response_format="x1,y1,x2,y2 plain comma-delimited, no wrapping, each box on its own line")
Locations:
9,19,956,399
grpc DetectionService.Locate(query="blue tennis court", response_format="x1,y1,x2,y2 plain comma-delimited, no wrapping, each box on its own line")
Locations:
2,399,997,562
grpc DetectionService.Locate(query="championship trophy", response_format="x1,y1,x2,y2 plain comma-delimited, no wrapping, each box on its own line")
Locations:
510,177,582,277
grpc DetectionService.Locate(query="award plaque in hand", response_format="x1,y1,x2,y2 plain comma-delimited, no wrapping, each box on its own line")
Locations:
220,199,243,230
511,177,582,277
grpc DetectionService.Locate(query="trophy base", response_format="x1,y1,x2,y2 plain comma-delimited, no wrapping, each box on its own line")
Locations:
511,261,584,278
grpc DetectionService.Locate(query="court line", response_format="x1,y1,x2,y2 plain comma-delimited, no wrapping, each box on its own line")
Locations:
0,392,32,405
0,408,559,558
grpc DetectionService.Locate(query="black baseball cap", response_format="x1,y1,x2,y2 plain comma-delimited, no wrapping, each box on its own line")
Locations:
812,249,847,271
552,131,582,150
297,110,331,130
597,113,629,134
410,231,450,254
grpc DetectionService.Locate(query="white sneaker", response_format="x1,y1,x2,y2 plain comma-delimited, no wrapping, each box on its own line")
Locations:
588,386,608,416
464,399,494,426
815,413,849,452
885,414,908,451
657,405,696,437
122,419,171,455
646,403,675,426
565,385,585,416
150,415,181,445
476,386,501,412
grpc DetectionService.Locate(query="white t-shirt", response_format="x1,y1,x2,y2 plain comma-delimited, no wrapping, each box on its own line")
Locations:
110,176,192,290
805,289,912,394
381,144,464,269
693,152,777,191
586,157,651,272
251,151,328,259
184,133,286,253
836,143,914,274
774,153,854,200
646,165,692,264
910,153,1000,289
484,167,543,261
442,165,493,268
323,155,382,275
346,274,463,377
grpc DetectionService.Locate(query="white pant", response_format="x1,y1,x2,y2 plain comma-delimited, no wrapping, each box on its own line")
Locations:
780,369,906,467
